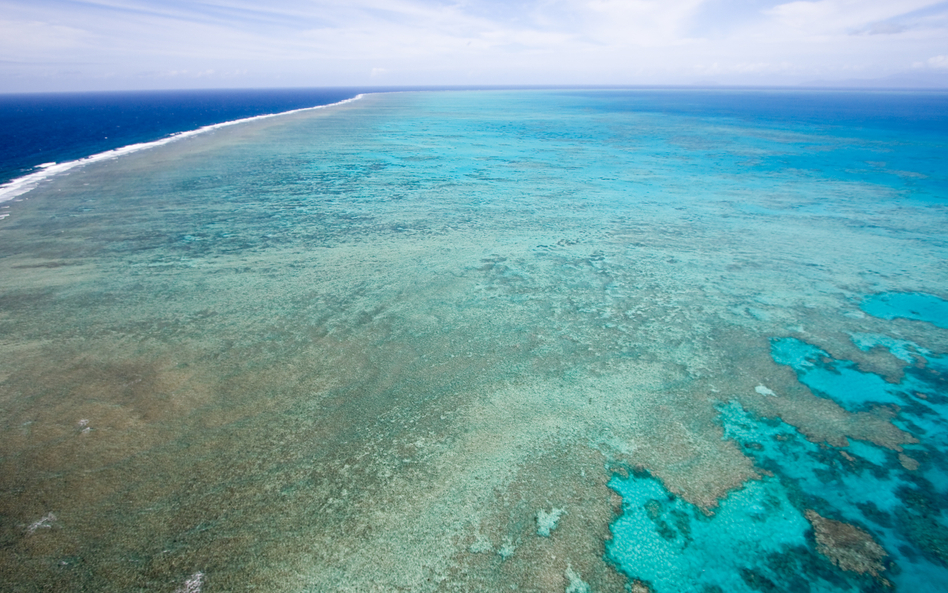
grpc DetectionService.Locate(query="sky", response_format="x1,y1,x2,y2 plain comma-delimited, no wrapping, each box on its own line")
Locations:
1,0,947,92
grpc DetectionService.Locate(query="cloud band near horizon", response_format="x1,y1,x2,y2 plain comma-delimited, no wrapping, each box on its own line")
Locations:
1,0,947,92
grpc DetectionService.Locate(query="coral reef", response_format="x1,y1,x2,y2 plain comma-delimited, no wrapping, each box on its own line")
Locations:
805,510,887,578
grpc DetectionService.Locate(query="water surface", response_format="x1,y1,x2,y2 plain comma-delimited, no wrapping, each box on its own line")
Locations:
1,89,947,592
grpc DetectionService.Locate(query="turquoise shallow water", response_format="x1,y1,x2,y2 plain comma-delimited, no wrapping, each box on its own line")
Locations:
1,89,947,592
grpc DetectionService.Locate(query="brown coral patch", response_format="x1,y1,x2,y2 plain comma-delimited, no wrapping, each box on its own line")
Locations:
630,579,654,593
898,453,919,471
805,510,887,577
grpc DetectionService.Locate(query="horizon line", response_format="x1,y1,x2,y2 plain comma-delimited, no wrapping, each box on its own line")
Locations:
3,83,948,97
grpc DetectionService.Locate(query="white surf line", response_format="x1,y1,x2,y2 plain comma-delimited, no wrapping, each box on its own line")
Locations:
0,94,366,206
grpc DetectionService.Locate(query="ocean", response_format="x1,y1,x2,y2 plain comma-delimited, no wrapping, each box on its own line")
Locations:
1,87,947,592
0,88,371,185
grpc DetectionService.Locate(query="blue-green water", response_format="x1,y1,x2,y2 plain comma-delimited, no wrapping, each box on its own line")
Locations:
861,293,948,329
1,89,947,592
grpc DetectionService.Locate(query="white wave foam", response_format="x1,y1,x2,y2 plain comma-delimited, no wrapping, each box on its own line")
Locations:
0,94,365,205
174,571,204,593
26,512,57,534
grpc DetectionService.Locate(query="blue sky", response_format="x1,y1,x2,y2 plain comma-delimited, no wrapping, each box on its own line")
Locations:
2,0,947,91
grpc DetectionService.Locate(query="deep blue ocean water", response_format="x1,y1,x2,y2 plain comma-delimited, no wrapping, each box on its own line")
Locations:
0,87,373,185
1,88,947,593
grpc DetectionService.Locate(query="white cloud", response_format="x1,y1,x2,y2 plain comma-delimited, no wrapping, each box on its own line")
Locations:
0,18,97,59
927,54,948,69
0,0,947,91
766,0,937,33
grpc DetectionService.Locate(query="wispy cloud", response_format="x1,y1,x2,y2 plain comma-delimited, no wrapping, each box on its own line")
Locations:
1,0,947,91
849,1,948,35
914,54,948,69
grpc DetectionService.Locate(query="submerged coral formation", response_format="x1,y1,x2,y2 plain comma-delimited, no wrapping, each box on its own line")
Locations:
805,510,888,578
1,90,947,592
536,507,565,537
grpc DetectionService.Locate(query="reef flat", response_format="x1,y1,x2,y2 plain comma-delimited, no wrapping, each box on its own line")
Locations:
1,89,947,592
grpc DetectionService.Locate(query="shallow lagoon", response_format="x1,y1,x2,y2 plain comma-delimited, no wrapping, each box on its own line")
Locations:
1,90,947,592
